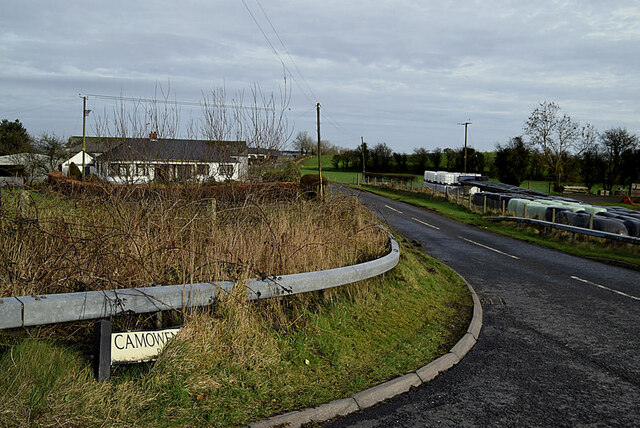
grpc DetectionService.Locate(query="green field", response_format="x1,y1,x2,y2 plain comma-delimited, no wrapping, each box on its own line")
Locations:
301,155,424,185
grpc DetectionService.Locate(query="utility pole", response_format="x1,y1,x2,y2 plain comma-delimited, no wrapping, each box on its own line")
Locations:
458,120,471,173
316,103,323,199
361,136,366,178
82,96,87,180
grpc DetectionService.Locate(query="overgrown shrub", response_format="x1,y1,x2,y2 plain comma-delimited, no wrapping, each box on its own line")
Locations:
68,162,81,180
261,161,301,183
300,174,328,199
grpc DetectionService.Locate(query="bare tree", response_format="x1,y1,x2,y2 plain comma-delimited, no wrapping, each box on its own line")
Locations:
293,131,314,155
35,133,66,172
524,101,590,189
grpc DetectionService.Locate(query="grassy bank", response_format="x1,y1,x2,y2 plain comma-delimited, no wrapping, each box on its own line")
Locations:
358,184,640,267
0,240,471,427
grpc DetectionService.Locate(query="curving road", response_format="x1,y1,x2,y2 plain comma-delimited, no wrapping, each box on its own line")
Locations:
326,187,640,427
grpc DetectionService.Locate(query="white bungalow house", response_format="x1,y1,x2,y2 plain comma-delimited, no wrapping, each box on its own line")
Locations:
94,137,249,184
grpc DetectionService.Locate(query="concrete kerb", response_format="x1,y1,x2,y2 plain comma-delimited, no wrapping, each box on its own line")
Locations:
248,275,482,428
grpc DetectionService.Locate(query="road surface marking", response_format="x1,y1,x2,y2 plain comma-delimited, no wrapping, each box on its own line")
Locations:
412,217,440,230
570,276,640,301
459,236,520,260
385,204,403,214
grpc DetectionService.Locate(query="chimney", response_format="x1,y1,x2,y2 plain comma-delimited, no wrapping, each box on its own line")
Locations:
149,132,158,141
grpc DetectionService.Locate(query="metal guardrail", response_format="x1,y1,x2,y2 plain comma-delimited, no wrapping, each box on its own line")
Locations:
0,232,400,330
486,216,640,245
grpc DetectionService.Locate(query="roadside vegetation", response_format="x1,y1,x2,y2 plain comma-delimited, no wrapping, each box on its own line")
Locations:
0,184,472,427
0,185,386,297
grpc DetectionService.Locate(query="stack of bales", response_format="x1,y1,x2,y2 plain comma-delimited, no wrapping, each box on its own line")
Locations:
484,193,634,236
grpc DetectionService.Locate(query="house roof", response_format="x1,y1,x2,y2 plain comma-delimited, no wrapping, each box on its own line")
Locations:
97,138,247,163
0,153,48,166
68,136,126,154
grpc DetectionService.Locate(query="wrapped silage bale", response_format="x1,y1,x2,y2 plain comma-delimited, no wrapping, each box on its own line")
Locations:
567,204,589,213
613,215,640,237
488,193,503,210
593,217,629,235
507,198,531,217
444,173,455,185
573,212,592,228
472,192,485,206
544,207,570,222
596,212,618,219
525,202,547,219
507,198,524,216
582,206,608,215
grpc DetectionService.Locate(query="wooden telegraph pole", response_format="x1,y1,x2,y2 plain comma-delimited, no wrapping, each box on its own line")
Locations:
316,103,323,199
458,120,471,173
361,136,366,182
82,96,87,180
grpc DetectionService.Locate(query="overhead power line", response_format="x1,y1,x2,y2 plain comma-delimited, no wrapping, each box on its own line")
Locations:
254,0,319,104
82,93,275,111
241,0,357,143
240,0,316,108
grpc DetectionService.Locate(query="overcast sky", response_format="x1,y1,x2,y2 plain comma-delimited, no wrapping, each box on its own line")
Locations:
1,0,639,153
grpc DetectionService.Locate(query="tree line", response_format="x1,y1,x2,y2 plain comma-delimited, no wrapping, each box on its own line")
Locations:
319,101,639,193
326,143,487,175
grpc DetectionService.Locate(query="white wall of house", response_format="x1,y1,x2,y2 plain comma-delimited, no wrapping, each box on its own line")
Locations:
62,151,95,176
96,159,246,184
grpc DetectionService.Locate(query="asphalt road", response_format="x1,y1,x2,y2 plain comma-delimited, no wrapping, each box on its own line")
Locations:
326,187,640,427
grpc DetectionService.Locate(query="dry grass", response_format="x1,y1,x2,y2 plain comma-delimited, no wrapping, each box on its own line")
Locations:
0,186,387,297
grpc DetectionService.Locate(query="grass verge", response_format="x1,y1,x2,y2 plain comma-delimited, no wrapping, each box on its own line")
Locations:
0,240,471,427
357,184,640,268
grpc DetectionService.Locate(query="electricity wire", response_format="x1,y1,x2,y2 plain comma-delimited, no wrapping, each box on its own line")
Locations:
83,93,275,111
241,1,359,145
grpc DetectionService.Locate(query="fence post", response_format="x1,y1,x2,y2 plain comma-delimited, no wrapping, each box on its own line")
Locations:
552,208,556,223
589,213,594,229
357,174,360,186
468,195,472,211
93,320,112,382
524,204,528,219
210,198,217,222
483,195,487,214
502,200,506,216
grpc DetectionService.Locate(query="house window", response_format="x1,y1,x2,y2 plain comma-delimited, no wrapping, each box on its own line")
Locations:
218,164,234,178
111,163,129,177
196,164,209,176
175,164,194,181
136,164,147,176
